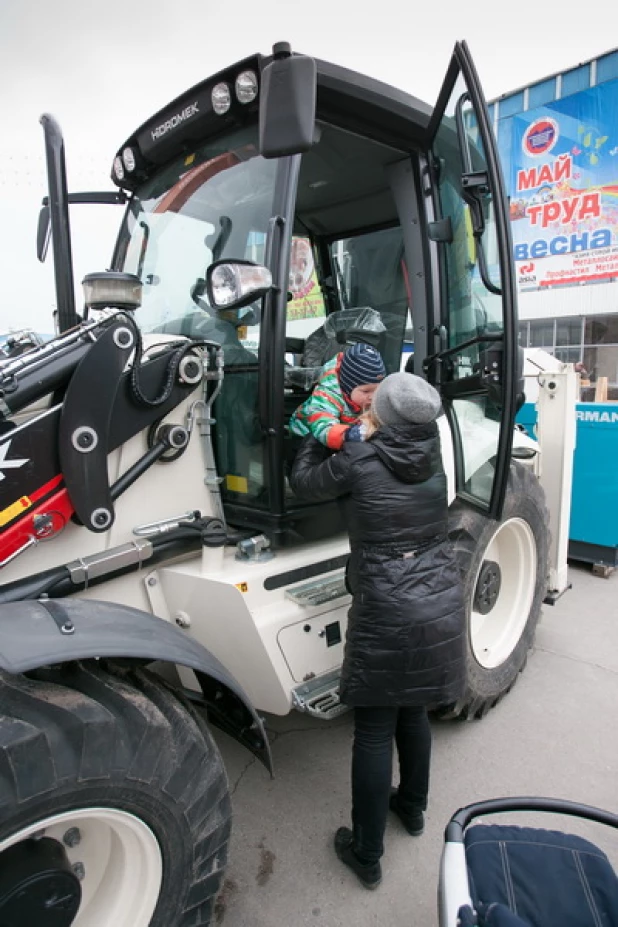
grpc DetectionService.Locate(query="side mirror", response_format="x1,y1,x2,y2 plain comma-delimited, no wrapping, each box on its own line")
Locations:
37,204,51,262
259,43,317,158
206,260,273,311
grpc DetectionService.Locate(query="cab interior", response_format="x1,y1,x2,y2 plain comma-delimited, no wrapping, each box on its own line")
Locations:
212,121,421,546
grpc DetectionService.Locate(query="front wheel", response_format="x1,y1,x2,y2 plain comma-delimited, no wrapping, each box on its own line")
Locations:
442,462,549,720
0,661,231,926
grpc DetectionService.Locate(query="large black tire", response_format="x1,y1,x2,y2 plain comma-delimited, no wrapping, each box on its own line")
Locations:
0,660,231,926
442,462,549,720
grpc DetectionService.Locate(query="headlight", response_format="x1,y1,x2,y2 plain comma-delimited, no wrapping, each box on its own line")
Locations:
208,261,272,309
235,70,258,104
122,147,136,172
212,82,231,115
113,156,125,182
210,263,240,306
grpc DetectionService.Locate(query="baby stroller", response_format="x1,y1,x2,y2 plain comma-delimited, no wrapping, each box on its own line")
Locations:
439,797,618,927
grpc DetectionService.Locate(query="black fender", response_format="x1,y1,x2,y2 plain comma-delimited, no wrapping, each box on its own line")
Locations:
0,597,272,773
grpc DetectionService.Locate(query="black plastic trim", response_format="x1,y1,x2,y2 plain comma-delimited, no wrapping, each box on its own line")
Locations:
0,598,272,772
259,155,301,517
263,553,349,591
568,539,618,568
112,52,432,192
425,42,517,521
457,42,517,520
223,499,347,548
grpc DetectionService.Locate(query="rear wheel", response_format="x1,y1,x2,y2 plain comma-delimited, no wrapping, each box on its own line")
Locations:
0,661,231,926
442,462,549,720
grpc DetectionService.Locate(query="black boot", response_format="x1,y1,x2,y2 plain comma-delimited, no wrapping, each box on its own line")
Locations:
389,788,424,836
334,827,382,889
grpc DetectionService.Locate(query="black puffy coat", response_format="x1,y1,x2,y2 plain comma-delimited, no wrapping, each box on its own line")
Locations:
290,424,466,708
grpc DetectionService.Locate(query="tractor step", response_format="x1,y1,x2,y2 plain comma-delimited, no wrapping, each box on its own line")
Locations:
292,669,348,720
285,570,348,608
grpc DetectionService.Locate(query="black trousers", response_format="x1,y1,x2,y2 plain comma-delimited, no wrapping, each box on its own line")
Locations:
351,705,431,863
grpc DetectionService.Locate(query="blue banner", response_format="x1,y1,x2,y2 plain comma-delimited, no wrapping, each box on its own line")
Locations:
498,79,618,290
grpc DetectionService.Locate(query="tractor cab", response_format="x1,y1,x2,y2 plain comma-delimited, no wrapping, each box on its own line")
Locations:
106,43,517,547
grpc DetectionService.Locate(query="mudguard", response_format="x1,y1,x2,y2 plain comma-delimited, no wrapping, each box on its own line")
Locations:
0,597,272,773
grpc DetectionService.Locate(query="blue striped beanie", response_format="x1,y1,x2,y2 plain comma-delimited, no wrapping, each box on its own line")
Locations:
338,343,386,398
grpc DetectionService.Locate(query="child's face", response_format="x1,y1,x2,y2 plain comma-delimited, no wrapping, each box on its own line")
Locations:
350,383,379,409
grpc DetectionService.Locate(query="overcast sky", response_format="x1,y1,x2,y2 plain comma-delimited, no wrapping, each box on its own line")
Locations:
1,0,615,332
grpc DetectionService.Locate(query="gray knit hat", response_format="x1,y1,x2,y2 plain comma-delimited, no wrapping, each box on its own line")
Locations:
373,372,441,425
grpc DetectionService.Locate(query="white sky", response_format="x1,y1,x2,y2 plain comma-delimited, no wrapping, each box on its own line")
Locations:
1,0,615,333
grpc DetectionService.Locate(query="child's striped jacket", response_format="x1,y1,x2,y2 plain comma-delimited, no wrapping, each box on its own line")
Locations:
288,353,361,450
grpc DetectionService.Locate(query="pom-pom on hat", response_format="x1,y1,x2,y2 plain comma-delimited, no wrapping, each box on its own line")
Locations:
373,372,441,425
338,343,386,398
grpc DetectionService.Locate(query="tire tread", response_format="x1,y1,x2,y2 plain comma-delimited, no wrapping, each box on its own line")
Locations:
444,462,550,721
0,660,231,926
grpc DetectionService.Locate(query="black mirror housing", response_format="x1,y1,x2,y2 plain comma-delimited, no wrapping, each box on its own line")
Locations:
37,205,51,262
259,44,317,158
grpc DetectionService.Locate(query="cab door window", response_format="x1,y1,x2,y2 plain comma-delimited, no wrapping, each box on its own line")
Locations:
427,44,517,516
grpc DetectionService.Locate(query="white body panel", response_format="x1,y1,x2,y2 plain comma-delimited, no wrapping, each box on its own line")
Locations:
2,347,564,716
522,349,577,597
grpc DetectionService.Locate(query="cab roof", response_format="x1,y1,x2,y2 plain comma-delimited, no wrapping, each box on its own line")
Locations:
113,51,433,188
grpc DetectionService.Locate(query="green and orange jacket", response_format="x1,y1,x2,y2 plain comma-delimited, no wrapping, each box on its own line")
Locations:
288,353,362,450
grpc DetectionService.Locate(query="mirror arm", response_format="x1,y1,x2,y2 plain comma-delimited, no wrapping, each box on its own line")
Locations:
424,332,504,392
37,190,128,264
461,173,502,297
454,92,474,174
474,237,502,296
455,87,503,299
424,331,503,367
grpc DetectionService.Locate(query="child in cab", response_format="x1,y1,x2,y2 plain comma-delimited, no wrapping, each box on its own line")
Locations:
288,342,386,450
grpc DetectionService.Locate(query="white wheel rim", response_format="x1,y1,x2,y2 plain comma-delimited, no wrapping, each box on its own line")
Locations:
470,517,537,669
0,807,163,926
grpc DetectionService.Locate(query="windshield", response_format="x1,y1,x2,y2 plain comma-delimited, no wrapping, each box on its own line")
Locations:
114,125,277,351
113,126,280,511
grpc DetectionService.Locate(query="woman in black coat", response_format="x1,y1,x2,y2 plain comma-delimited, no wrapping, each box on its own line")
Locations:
290,371,466,890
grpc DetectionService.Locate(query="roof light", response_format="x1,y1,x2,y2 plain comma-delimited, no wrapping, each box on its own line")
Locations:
113,156,125,182
235,70,258,104
212,82,231,115
122,147,136,172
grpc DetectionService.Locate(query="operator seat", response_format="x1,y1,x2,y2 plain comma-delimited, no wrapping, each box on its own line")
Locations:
301,306,386,369
283,306,387,423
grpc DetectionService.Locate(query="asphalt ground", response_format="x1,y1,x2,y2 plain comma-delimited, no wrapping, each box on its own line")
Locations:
212,561,618,926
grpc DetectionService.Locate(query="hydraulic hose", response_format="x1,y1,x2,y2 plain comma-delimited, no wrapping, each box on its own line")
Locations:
0,520,248,604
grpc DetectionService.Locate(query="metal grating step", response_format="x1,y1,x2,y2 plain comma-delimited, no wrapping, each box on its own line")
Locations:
292,670,349,720
285,570,348,608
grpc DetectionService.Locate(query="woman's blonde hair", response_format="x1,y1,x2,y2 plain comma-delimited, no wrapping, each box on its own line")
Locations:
360,408,380,439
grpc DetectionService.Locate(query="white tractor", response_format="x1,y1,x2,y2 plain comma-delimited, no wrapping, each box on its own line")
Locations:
0,42,564,927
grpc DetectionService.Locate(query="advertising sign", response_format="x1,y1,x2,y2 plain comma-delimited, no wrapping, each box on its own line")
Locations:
502,80,618,291
287,237,325,321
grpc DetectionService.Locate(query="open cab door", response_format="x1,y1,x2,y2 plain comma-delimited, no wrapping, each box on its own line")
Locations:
425,42,519,520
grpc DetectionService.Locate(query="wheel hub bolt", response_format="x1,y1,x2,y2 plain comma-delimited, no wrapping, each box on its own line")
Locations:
72,861,85,881
63,827,81,847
